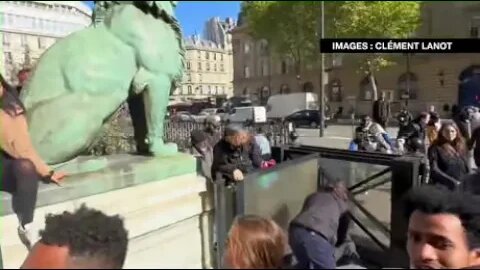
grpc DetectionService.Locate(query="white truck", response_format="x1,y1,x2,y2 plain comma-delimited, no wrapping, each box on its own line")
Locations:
226,106,267,124
266,92,319,119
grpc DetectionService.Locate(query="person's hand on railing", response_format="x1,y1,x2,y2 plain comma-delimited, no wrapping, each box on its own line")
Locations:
233,169,244,181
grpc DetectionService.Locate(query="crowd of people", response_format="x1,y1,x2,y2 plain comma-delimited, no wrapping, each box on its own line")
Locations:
349,102,480,193
3,67,480,269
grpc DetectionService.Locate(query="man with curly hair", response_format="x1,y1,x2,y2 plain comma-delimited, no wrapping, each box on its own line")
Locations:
21,205,129,269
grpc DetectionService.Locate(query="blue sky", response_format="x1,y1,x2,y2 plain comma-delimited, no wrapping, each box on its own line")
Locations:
84,1,241,37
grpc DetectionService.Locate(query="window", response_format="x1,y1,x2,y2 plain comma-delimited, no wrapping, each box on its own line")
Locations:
221,54,224,60
3,33,10,46
4,52,12,64
188,85,192,95
6,14,13,26
198,51,201,59
20,34,27,47
280,84,290,94
208,85,212,95
37,37,45,49
214,53,217,60
198,62,202,71
397,72,418,100
471,17,480,38
206,63,210,71
260,60,269,76
206,52,209,59
329,79,343,102
281,61,287,74
214,64,217,72
187,74,191,82
187,61,191,70
199,74,202,82
244,66,250,78
244,42,250,54
259,40,269,56
220,64,224,72
215,86,218,95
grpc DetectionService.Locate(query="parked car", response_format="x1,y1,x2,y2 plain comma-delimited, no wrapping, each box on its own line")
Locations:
284,109,322,128
199,107,228,121
172,111,207,123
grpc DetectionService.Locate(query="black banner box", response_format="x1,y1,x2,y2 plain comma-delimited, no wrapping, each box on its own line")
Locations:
320,39,480,53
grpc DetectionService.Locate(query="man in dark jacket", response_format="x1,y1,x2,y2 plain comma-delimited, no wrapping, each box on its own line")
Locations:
372,92,390,128
211,124,263,182
289,182,358,269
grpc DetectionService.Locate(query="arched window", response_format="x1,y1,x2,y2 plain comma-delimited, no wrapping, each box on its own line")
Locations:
360,76,378,101
329,79,343,102
398,72,418,100
243,87,249,96
303,82,314,93
244,66,250,78
187,85,192,95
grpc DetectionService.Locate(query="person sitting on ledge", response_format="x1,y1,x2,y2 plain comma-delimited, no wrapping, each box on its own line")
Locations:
211,124,262,183
21,205,129,269
0,84,66,250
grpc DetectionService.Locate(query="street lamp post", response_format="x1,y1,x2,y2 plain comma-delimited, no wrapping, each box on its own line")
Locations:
319,1,326,137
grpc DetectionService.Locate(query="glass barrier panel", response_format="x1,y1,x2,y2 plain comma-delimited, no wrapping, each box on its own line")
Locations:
318,157,392,250
238,155,319,231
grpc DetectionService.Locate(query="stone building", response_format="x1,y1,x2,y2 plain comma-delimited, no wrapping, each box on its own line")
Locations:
232,2,480,117
173,35,234,100
0,1,92,82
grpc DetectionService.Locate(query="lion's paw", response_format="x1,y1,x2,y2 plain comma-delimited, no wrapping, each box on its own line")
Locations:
149,142,178,157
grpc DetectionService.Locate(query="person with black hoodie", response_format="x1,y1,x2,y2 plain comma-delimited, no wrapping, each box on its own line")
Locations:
211,124,263,183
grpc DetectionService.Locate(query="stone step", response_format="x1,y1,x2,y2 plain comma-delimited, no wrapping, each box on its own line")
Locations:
124,213,213,269
1,174,210,269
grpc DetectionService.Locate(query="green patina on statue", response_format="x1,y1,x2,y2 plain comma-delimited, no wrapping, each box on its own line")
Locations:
20,1,185,165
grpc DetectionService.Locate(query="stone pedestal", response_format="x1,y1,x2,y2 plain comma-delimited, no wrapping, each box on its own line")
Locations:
0,154,215,269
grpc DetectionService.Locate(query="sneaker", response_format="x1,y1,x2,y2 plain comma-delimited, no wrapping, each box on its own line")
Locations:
17,224,38,250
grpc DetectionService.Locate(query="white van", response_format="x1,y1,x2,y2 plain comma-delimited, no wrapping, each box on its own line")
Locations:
267,92,319,119
226,106,267,124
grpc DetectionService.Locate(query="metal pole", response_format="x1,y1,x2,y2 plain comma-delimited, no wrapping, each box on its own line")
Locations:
320,1,326,137
406,53,411,108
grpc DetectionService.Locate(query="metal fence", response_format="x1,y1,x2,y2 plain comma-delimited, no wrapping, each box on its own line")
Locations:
88,118,291,156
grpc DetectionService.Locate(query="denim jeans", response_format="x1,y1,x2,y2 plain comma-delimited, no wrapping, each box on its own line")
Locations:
289,225,336,269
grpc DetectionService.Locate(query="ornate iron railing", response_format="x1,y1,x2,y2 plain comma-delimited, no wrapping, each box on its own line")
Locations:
88,117,291,156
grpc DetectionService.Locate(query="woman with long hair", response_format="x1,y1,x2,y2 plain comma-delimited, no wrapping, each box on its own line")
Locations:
0,83,66,250
223,215,287,269
428,122,469,190
426,113,441,146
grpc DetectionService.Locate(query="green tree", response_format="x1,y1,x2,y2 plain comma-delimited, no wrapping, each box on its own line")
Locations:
333,1,421,100
243,1,322,83
242,1,421,100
